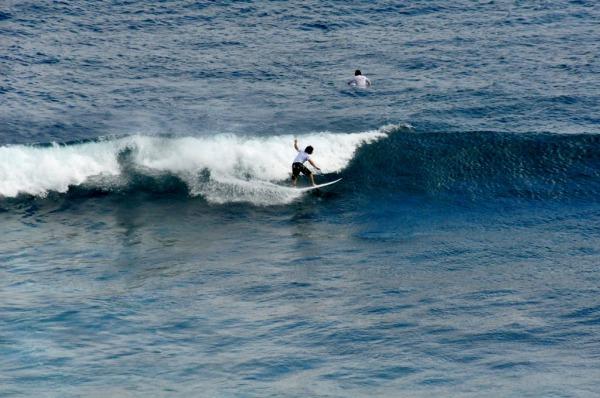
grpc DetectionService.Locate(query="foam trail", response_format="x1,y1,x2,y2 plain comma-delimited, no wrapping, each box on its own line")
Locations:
0,128,389,204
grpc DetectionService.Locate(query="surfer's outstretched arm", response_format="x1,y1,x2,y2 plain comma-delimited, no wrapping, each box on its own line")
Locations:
294,139,299,151
308,159,321,172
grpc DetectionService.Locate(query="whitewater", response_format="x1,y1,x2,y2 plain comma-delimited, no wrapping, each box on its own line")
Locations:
0,128,388,203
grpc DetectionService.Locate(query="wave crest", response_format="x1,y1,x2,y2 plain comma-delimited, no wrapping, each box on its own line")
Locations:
0,128,390,204
5,125,597,205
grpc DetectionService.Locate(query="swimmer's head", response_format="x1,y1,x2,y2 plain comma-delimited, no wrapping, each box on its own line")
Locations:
305,146,314,154
355,69,362,76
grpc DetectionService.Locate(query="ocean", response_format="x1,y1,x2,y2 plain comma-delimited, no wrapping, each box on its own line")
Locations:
1,1,600,396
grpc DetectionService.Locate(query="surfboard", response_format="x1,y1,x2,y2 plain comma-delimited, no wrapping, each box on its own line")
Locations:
296,178,342,192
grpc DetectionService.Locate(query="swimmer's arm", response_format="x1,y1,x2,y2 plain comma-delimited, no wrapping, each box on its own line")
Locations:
366,78,372,86
308,159,321,171
294,139,299,151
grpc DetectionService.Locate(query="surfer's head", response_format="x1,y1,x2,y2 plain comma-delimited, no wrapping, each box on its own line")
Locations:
305,146,314,154
355,69,362,76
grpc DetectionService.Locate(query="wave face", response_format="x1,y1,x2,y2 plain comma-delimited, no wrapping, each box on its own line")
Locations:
344,129,600,201
3,125,600,205
0,129,387,205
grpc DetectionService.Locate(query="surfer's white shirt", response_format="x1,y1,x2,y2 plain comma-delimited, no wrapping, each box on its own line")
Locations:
293,151,311,164
348,75,371,88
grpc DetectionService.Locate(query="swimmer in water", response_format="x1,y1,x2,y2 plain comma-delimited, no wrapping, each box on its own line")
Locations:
348,69,371,88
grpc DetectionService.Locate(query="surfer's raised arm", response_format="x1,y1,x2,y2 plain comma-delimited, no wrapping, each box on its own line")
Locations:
294,139,299,152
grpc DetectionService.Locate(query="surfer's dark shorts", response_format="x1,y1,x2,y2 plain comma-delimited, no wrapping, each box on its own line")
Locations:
292,162,311,178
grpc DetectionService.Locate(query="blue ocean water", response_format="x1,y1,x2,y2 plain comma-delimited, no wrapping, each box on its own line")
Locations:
1,1,600,396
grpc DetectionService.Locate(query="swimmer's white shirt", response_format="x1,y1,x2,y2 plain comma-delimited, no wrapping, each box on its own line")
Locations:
348,75,371,88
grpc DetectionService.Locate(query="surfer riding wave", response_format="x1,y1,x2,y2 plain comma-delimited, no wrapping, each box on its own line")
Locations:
291,139,321,187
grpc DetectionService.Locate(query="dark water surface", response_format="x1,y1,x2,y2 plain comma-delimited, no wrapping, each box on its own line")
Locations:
1,1,600,397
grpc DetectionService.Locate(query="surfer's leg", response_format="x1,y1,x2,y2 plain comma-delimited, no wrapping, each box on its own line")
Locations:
302,165,315,186
292,163,300,186
291,171,297,186
297,164,314,186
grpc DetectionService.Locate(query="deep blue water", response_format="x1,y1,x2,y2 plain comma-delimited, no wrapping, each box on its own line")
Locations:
1,1,600,396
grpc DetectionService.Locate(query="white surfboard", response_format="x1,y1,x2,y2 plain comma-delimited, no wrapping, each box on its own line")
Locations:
296,178,342,192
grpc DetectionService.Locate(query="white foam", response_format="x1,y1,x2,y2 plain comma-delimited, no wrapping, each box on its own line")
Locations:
0,128,389,204
0,140,123,198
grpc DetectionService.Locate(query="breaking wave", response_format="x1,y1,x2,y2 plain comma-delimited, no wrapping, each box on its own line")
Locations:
2,124,600,205
0,127,390,205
